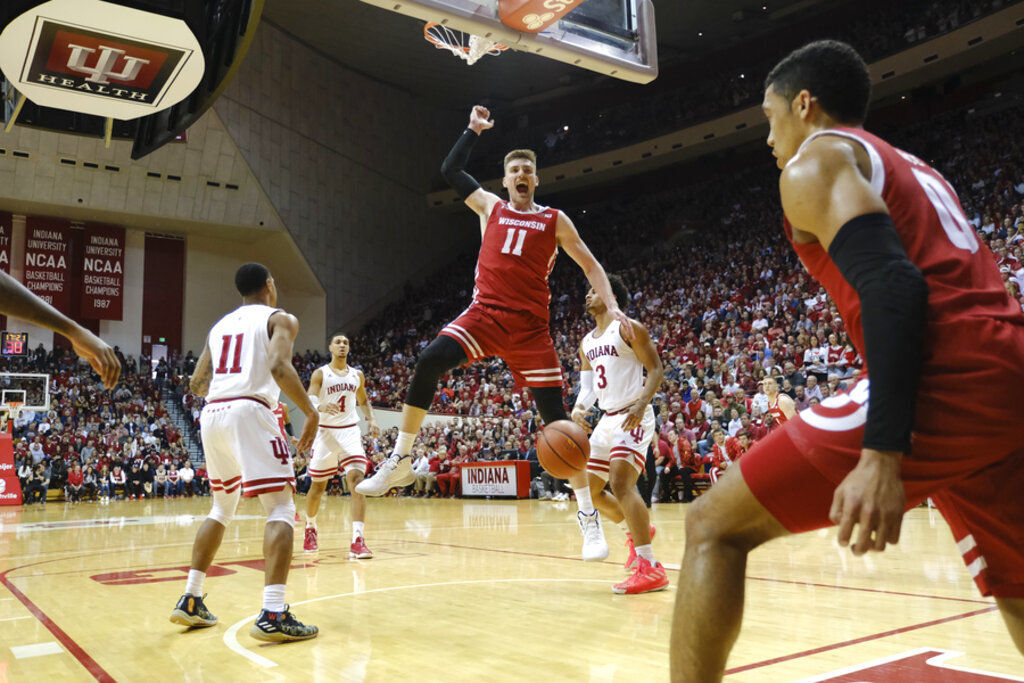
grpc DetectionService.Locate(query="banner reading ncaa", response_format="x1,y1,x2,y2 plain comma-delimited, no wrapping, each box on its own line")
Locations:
0,0,205,120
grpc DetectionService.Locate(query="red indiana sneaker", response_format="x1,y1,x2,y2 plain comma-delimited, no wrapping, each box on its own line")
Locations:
624,524,657,571
349,536,373,559
613,557,669,595
303,526,319,553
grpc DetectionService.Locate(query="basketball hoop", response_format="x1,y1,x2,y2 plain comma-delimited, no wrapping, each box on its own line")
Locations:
1,402,22,434
424,23,509,66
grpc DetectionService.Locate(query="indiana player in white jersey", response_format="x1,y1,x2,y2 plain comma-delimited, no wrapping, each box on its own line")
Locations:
303,334,380,557
571,275,669,594
170,263,319,643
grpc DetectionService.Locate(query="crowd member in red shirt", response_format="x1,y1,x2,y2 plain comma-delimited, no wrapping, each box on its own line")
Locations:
65,462,85,503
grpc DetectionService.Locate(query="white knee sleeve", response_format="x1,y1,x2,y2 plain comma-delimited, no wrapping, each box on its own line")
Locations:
208,488,241,526
259,489,296,526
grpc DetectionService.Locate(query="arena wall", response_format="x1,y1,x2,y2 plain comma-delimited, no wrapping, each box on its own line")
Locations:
213,22,480,334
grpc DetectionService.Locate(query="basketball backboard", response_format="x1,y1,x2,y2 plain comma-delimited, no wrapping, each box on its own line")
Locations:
359,0,657,83
0,373,50,413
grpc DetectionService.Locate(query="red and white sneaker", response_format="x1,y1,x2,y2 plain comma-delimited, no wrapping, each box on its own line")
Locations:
624,524,657,571
612,557,669,595
303,526,319,553
349,536,373,559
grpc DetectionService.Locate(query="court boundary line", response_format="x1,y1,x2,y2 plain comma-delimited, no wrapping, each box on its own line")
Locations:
398,539,995,606
0,561,114,682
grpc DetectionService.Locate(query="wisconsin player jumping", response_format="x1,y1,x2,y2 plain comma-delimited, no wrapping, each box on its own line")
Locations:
170,263,319,643
671,41,1024,681
358,105,631,561
303,334,379,558
760,376,795,428
571,276,668,594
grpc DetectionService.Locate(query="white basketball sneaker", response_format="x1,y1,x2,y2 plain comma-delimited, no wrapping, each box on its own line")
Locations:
355,454,414,497
578,510,609,561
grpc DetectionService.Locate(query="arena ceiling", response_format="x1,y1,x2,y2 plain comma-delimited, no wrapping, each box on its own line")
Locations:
261,0,844,108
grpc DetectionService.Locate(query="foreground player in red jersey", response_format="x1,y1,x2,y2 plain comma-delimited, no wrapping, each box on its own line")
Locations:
358,105,630,560
671,41,1024,681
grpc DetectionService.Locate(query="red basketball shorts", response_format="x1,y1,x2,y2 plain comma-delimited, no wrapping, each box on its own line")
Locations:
740,318,1024,598
439,303,563,388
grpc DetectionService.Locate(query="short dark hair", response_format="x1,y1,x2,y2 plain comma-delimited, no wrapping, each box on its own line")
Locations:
235,262,270,297
765,40,870,124
607,273,630,309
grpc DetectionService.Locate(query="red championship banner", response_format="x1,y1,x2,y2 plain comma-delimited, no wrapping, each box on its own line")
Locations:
23,217,70,313
0,212,11,274
81,224,125,319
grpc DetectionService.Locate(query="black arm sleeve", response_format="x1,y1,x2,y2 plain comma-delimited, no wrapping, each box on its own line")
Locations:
828,213,929,453
284,421,294,437
441,128,482,199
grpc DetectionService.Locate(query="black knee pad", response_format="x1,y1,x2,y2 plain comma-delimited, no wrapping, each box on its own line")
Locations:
405,336,467,410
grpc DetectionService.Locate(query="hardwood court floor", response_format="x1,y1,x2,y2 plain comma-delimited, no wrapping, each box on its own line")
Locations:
0,495,1021,681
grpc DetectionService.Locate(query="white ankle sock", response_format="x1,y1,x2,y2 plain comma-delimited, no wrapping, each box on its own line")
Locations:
262,584,286,613
352,521,365,541
573,486,595,514
185,569,204,596
636,544,655,563
394,432,415,457
306,514,316,528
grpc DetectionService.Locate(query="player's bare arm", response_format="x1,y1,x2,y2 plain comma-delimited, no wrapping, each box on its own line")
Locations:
571,346,595,434
190,344,213,397
268,311,319,452
356,370,379,436
556,212,634,340
307,368,340,416
781,135,929,556
620,320,664,431
443,105,502,230
0,270,121,388
777,392,796,419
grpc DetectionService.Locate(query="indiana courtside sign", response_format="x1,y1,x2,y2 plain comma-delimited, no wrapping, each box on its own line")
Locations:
0,0,204,120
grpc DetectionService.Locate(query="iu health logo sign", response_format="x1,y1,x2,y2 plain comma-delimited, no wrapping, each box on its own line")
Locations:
0,0,204,120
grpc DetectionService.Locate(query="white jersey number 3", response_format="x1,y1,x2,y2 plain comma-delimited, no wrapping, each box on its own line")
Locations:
911,168,979,254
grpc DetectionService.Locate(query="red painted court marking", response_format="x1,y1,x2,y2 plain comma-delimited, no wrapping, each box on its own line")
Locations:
723,606,999,675
0,561,114,682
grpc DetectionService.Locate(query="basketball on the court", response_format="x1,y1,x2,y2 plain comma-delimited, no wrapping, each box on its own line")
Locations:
537,420,590,478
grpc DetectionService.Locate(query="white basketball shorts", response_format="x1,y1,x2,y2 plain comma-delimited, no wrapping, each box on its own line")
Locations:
308,424,368,481
200,398,296,497
587,404,655,481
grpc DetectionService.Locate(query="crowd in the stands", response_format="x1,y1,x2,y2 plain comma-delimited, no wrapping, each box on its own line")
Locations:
7,348,205,504
477,0,1016,167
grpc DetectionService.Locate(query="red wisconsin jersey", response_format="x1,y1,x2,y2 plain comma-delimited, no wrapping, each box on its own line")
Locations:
473,201,559,322
784,127,1024,367
767,395,789,428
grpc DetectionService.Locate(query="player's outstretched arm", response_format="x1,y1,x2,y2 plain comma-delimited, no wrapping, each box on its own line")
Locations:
268,312,318,452
190,344,213,397
621,320,664,431
0,270,120,388
442,105,502,221
556,212,633,340
356,370,379,437
781,135,928,556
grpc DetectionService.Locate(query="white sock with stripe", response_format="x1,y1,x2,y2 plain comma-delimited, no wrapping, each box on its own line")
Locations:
636,544,655,564
352,521,365,542
306,514,316,529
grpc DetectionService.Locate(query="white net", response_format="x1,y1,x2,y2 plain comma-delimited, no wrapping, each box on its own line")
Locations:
424,23,508,66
